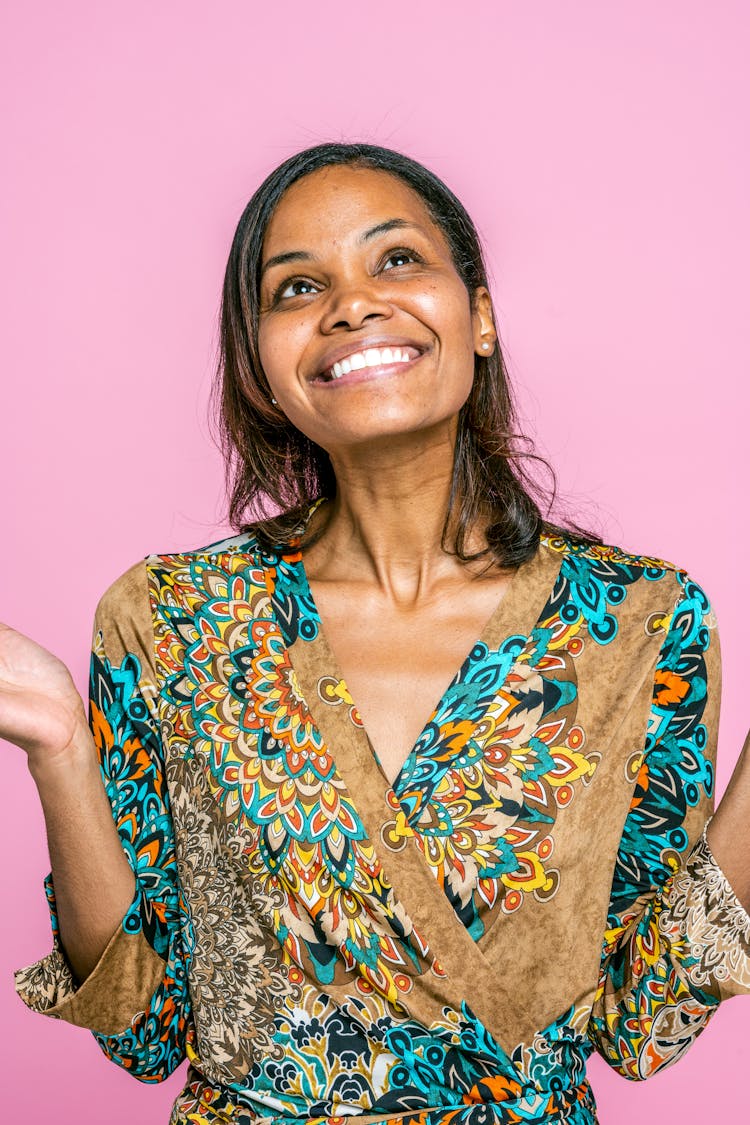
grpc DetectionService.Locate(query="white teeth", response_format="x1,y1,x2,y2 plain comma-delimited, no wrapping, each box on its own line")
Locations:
324,346,415,380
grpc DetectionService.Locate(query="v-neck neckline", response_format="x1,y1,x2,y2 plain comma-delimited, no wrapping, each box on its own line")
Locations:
282,502,562,795
273,515,566,1053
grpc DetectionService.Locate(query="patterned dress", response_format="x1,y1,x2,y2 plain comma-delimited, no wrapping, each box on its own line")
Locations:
15,507,750,1124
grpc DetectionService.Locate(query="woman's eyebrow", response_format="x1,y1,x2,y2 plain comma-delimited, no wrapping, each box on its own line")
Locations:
261,219,425,279
359,217,421,243
261,249,315,277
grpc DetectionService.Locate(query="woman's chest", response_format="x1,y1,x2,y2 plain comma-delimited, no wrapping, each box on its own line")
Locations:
307,570,516,786
147,543,671,1050
150,547,655,921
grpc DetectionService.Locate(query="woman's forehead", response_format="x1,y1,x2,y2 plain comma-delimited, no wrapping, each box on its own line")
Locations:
262,165,440,254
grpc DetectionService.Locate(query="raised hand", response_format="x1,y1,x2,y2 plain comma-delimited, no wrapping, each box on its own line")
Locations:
0,622,88,768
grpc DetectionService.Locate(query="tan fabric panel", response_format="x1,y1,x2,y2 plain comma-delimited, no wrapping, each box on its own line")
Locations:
15,922,167,1035
92,558,158,689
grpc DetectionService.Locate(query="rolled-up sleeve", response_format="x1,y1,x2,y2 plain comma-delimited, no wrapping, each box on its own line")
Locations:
658,822,750,998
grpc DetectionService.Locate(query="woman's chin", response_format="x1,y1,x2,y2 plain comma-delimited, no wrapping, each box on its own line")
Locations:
321,413,461,458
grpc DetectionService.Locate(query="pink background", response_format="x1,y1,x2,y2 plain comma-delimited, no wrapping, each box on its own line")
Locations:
1,1,747,1119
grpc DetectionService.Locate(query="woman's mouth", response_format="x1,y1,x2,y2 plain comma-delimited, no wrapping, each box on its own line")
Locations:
312,345,424,386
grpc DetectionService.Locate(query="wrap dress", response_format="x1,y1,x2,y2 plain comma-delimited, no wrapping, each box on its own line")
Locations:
15,506,750,1123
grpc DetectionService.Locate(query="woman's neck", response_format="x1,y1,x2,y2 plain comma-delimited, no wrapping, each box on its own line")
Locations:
303,425,490,603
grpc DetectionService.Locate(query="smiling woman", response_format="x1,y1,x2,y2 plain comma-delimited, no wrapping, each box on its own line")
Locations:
4,142,750,1125
217,145,591,569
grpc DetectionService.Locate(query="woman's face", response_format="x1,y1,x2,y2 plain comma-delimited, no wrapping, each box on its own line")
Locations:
257,165,495,454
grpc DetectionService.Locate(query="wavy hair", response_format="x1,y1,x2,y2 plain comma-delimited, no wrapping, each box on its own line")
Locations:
216,141,597,566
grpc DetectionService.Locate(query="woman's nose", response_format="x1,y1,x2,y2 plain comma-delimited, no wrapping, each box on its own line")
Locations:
318,278,392,333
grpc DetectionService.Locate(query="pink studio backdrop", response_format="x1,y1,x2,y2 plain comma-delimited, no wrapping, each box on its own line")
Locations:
1,1,747,1120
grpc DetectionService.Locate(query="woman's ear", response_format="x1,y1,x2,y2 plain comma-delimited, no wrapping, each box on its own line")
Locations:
471,287,497,355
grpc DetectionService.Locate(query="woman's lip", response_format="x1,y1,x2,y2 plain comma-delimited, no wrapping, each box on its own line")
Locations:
312,339,427,381
310,351,425,388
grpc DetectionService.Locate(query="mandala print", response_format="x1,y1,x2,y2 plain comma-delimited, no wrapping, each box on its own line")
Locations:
153,551,434,1020
15,525,744,1125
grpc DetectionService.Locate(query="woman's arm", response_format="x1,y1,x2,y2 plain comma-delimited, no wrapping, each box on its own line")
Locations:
31,737,136,981
4,566,192,1081
706,731,750,910
0,624,135,980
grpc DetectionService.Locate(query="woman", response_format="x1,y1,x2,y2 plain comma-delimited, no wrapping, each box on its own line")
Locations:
4,142,750,1124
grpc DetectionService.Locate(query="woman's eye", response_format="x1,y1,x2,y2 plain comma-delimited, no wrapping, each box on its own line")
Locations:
381,249,419,271
277,278,318,300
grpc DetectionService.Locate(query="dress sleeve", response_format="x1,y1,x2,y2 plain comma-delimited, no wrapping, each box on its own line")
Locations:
14,562,191,1083
588,570,750,1080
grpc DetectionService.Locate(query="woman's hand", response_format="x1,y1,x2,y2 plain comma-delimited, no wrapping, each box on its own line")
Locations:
0,622,89,772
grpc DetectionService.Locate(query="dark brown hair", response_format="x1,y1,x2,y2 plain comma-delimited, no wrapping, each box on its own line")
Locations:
216,141,597,566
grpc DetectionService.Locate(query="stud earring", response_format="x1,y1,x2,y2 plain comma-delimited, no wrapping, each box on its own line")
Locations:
481,342,491,351
271,397,277,404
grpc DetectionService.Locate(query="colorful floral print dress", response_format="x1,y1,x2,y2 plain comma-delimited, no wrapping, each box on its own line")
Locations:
15,509,750,1124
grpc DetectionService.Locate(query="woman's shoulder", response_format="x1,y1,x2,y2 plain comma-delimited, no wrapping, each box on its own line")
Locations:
539,529,714,623
540,528,682,573
94,526,286,624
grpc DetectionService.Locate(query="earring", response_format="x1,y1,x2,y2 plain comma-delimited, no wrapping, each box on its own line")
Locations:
271,397,277,404
481,341,491,351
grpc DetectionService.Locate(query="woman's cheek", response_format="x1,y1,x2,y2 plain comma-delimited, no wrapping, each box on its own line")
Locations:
258,325,295,393
267,312,318,383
